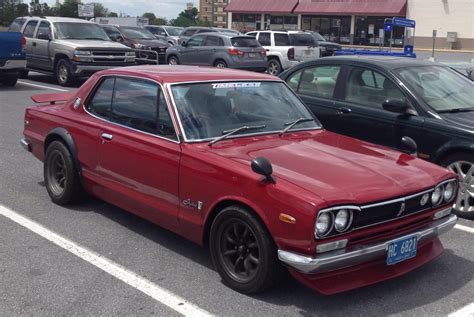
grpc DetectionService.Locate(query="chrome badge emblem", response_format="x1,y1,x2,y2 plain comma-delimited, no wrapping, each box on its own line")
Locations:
397,201,406,217
182,199,203,211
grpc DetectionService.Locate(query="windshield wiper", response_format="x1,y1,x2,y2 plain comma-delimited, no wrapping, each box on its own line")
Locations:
437,107,474,113
208,125,266,146
279,118,314,136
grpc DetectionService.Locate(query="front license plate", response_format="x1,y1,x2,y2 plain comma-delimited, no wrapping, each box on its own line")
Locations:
248,53,256,58
386,235,418,265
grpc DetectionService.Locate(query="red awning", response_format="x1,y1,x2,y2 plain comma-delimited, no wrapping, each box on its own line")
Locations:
224,0,299,14
294,0,407,16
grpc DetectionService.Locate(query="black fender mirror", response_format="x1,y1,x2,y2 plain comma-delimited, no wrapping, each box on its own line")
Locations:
383,99,409,114
251,157,275,184
400,136,418,156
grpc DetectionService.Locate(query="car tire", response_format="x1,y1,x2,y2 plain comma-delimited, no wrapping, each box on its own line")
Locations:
267,58,282,76
209,205,283,294
168,55,179,65
44,141,83,205
1,77,18,87
55,58,76,87
214,60,227,69
441,153,474,219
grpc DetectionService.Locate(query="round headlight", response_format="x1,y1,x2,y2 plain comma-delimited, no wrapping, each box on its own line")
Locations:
315,212,332,237
334,209,351,232
443,182,455,202
431,185,443,206
420,193,430,206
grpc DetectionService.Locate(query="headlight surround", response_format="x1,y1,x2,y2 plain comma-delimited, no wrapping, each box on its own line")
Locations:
431,185,443,206
443,181,456,202
315,212,333,238
334,209,352,232
73,50,92,56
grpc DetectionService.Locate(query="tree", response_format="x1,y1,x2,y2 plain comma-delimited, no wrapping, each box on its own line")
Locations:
142,12,168,25
171,7,199,27
57,0,81,18
93,3,109,17
30,0,54,16
107,12,118,17
0,0,30,26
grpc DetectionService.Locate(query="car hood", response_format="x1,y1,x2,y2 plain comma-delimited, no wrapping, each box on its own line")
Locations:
205,130,451,205
439,111,474,133
133,39,170,47
55,40,130,50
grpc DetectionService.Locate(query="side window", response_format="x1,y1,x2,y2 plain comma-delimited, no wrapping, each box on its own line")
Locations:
247,32,257,38
286,70,303,91
346,68,405,108
258,32,271,46
88,77,115,118
297,66,341,99
103,27,121,37
187,35,205,47
274,33,290,46
183,29,195,37
203,35,221,46
23,21,38,38
36,21,51,39
8,18,26,32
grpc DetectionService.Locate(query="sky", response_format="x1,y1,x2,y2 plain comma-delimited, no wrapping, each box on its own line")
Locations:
44,0,200,20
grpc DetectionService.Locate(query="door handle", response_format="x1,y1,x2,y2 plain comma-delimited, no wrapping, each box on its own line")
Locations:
101,133,113,141
337,107,352,114
32,42,37,47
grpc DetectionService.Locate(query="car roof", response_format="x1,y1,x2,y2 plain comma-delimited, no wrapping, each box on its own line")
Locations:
43,16,95,23
311,55,444,69
99,65,279,84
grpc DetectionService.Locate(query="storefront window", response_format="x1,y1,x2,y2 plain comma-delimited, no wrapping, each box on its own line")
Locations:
232,14,260,32
266,15,298,30
354,16,405,47
301,16,351,43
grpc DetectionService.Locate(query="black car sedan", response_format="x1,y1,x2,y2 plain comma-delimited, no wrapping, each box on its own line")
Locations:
101,25,170,64
279,56,474,219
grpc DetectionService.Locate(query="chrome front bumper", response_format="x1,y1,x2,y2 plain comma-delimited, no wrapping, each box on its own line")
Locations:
278,213,457,274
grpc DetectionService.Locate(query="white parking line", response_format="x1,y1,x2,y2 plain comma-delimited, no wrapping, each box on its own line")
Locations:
455,224,474,234
0,204,213,317
17,80,70,92
449,303,474,317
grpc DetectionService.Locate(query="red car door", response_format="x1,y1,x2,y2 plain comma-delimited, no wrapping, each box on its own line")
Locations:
87,76,181,231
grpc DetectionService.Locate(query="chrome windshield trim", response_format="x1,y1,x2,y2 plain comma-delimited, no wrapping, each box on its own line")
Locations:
166,79,321,143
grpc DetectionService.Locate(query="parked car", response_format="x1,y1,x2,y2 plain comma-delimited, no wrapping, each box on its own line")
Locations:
100,25,170,64
8,16,136,86
178,26,241,44
166,33,267,71
306,31,342,57
280,56,474,218
21,65,457,295
0,31,26,86
246,30,320,75
144,25,184,45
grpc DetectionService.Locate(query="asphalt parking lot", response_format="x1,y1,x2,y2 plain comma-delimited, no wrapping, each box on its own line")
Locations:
1,71,473,316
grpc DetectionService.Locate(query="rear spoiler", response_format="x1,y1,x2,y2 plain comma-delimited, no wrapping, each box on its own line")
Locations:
31,92,73,104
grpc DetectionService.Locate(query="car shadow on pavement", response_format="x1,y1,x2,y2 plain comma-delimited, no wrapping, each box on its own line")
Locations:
66,198,214,270
253,250,473,316
25,73,86,88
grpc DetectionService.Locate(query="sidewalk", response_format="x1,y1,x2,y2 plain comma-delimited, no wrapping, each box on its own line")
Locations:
341,44,474,54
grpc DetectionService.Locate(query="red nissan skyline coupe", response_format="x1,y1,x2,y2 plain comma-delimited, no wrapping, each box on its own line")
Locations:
21,66,458,295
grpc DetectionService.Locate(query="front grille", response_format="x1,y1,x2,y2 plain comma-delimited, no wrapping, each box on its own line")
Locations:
90,50,131,64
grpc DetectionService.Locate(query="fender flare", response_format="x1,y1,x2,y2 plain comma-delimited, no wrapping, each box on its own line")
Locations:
431,140,474,164
45,127,81,173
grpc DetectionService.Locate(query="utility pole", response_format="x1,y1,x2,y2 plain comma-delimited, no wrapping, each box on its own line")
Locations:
211,0,214,27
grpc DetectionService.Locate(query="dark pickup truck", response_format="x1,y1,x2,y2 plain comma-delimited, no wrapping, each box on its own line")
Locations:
0,32,26,86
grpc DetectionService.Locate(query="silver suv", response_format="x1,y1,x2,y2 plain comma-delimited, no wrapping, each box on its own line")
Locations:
9,16,136,86
166,33,267,72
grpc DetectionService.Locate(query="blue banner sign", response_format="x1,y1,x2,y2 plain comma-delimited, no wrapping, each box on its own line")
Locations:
392,17,416,28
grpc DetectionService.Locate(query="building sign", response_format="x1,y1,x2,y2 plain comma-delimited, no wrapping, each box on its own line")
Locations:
78,3,94,17
392,17,416,28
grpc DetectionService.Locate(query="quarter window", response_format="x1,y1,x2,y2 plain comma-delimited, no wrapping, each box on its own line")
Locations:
204,36,224,46
36,21,51,39
274,33,290,46
23,20,38,38
346,68,405,108
291,66,341,99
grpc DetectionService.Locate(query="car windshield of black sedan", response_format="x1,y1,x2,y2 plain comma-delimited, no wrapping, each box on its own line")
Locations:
171,82,320,140
396,66,474,112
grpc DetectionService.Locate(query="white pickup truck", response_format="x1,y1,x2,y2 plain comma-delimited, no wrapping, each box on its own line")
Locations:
246,30,320,75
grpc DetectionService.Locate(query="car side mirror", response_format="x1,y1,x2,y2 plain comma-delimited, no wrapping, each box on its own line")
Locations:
110,34,123,42
383,99,409,114
468,70,474,81
251,157,276,184
181,41,187,47
400,136,418,156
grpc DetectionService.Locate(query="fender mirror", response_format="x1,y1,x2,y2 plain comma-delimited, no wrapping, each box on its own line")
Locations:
400,136,418,156
251,157,275,184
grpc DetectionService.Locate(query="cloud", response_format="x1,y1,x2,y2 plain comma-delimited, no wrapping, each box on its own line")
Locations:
44,0,199,19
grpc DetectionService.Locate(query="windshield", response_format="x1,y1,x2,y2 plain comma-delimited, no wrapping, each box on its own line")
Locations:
121,27,155,40
54,22,110,40
396,66,474,112
171,81,320,141
165,26,183,36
